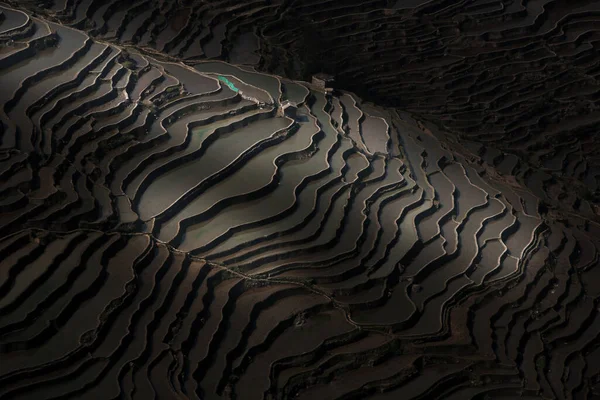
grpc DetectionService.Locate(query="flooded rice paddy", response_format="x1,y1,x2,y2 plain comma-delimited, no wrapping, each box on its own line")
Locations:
1,2,600,399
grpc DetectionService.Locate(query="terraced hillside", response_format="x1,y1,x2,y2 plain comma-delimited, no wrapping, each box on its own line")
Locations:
8,0,600,225
2,3,600,400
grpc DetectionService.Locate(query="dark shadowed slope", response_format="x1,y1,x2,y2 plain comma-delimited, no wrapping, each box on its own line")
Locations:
1,3,600,400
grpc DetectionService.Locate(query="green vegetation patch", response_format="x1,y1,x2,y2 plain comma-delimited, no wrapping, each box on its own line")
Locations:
217,75,239,92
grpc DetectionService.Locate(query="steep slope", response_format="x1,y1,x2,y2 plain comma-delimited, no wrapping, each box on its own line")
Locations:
1,3,600,400
7,0,600,224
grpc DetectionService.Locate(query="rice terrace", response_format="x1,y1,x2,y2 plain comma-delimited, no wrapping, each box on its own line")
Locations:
1,0,600,399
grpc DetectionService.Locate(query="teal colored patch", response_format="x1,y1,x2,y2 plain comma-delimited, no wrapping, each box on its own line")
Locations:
217,76,239,92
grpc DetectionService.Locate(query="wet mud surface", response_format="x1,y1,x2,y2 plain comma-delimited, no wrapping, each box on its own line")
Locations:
1,1,600,399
